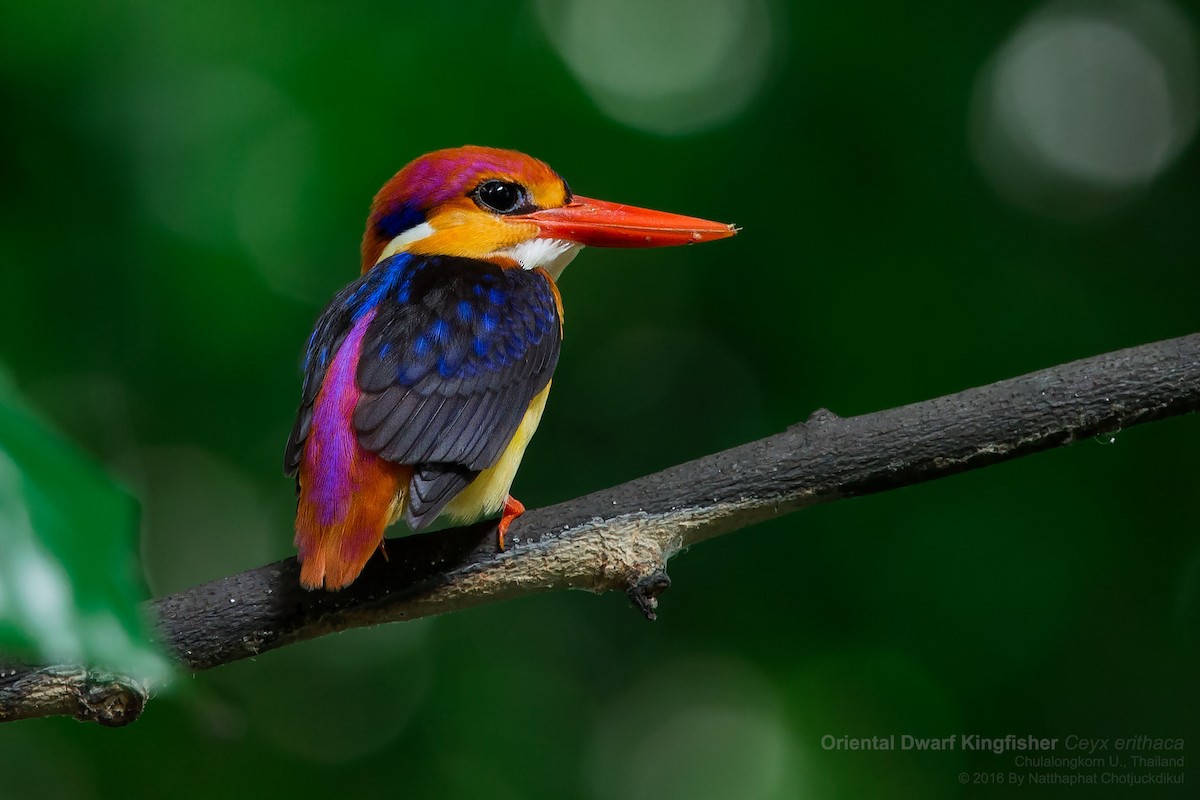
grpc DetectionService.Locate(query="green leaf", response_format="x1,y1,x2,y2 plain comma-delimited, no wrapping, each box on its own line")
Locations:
0,368,169,681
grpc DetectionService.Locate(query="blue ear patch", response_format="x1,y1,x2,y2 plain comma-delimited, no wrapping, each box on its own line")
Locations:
375,203,424,238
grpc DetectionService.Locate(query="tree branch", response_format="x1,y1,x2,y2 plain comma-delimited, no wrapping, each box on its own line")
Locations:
3,333,1198,725
0,665,145,726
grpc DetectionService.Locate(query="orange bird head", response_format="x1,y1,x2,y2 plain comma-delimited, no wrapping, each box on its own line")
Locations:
360,145,737,275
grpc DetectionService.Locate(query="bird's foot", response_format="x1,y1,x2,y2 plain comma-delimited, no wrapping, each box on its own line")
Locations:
497,495,525,550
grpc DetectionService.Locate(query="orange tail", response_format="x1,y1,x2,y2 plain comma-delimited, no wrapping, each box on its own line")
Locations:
295,451,408,590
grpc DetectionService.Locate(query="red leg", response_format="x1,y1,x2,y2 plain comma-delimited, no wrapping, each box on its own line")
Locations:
497,495,526,550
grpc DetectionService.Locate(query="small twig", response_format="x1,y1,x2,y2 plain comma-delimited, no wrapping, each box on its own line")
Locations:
2,333,1197,725
0,665,146,727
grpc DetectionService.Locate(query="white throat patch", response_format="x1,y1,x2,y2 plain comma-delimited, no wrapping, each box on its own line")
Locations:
501,238,581,280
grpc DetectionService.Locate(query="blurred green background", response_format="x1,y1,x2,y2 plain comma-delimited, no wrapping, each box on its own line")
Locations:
2,0,1198,797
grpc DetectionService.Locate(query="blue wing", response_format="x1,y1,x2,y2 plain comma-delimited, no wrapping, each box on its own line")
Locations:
351,253,561,526
286,253,561,526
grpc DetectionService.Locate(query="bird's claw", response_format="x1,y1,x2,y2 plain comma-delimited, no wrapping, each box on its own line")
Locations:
497,495,526,550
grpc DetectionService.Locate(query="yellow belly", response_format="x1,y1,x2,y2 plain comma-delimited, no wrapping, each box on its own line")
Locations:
438,382,551,524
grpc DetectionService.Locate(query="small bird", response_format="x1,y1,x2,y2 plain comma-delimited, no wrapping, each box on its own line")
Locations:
285,146,735,590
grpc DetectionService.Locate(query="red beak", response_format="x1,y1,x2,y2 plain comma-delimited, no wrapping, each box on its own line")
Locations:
517,195,737,248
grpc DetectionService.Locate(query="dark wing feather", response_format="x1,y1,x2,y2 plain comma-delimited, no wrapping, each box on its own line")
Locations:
352,254,561,527
406,466,475,526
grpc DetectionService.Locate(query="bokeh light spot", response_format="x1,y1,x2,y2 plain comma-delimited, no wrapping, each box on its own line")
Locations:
970,0,1198,219
536,0,777,135
586,657,803,800
233,116,327,304
130,65,297,246
125,64,331,303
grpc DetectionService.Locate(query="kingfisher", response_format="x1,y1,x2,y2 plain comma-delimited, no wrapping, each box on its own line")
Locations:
284,146,735,590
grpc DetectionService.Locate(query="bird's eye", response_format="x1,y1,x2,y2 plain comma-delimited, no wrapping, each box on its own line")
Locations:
474,180,526,214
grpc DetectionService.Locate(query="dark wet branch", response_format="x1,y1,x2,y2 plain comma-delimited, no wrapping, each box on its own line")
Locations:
3,333,1198,726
